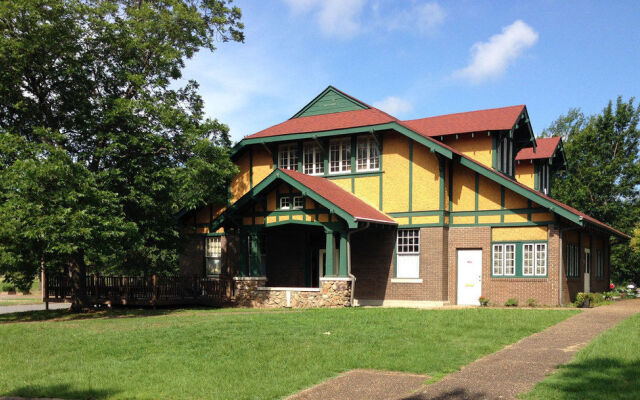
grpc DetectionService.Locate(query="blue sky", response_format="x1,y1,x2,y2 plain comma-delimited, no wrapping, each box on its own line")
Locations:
182,0,640,142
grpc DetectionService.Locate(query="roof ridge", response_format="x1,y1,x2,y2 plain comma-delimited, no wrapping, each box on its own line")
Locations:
403,104,526,123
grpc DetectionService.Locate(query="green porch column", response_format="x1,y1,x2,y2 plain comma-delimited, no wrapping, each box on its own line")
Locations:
338,231,349,277
248,232,262,277
325,230,335,277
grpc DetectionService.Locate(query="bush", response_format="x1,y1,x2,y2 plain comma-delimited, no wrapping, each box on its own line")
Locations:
574,292,607,308
1,281,17,292
603,291,615,300
478,296,489,306
526,298,538,307
505,298,519,307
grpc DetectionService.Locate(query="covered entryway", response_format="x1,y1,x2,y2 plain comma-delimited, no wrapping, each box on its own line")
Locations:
457,249,482,305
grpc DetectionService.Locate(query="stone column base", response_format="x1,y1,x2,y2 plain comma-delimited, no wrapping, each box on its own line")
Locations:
232,277,352,308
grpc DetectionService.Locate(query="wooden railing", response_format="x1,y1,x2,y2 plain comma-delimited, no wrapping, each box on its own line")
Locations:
44,274,232,307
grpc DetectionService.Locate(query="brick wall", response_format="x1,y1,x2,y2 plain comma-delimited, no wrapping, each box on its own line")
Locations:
351,227,449,302
447,225,562,306
561,230,610,302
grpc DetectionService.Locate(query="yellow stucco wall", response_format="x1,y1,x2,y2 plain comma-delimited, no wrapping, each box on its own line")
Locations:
451,164,476,211
515,162,536,190
444,134,493,168
382,133,410,212
230,151,251,203
493,226,548,241
354,175,380,208
413,215,439,224
412,144,440,211
504,187,528,209
477,175,502,210
252,146,273,184
331,178,352,193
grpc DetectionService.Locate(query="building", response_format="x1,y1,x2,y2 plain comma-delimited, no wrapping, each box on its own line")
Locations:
179,86,629,308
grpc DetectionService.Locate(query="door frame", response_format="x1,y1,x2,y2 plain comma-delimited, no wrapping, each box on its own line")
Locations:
584,248,591,293
456,249,483,305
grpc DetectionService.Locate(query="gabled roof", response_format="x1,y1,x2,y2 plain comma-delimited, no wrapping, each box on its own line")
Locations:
402,105,526,137
516,136,562,160
291,86,371,119
212,168,396,230
280,169,395,224
245,108,395,139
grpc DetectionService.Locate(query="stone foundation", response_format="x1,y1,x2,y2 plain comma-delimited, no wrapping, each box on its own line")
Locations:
233,277,352,308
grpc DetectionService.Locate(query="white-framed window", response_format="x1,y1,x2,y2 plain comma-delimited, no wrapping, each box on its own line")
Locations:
492,243,515,276
535,243,547,275
356,136,380,172
595,249,604,278
522,243,547,276
278,143,298,171
396,229,420,279
303,142,324,175
293,196,304,209
566,243,580,277
329,138,351,174
205,236,222,276
279,196,290,210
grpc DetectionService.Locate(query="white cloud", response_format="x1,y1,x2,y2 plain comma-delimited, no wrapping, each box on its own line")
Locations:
283,0,366,38
382,2,446,33
453,20,539,84
373,96,414,115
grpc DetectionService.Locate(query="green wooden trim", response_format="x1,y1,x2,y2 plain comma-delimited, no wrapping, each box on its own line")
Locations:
350,135,357,174
451,221,551,227
448,160,453,213
474,173,479,224
297,141,303,172
325,170,383,179
534,162,539,191
325,230,335,277
397,223,443,228
212,169,360,230
389,210,443,217
490,241,549,278
439,156,445,212
291,86,369,119
338,232,348,277
492,133,498,169
249,147,254,188
459,156,582,225
205,232,226,237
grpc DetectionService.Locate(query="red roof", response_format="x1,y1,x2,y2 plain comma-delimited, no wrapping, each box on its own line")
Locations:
279,168,396,225
246,108,395,139
402,105,525,137
516,137,562,160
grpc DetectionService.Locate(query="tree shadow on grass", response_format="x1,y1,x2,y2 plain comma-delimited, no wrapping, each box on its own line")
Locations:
526,357,640,400
2,383,117,399
0,305,220,324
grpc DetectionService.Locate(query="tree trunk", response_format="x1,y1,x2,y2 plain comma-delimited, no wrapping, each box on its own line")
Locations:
68,252,89,312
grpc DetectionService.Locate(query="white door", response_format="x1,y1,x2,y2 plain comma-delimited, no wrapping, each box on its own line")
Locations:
457,250,483,305
584,249,591,293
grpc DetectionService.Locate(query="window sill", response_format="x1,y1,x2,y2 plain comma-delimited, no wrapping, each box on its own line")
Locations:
391,278,423,283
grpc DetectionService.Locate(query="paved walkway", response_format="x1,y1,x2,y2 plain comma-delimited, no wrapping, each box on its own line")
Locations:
0,303,69,314
288,300,640,400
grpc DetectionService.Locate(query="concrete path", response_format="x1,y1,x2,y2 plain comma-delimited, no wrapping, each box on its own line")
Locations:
0,303,69,314
288,300,640,400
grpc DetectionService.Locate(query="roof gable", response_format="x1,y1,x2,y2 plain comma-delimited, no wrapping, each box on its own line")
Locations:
291,86,369,119
516,137,561,160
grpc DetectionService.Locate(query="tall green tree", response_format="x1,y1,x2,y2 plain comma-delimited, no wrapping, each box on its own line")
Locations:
542,97,640,283
0,0,243,308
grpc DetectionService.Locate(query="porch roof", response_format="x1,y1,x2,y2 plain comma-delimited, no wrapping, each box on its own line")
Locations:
212,168,397,230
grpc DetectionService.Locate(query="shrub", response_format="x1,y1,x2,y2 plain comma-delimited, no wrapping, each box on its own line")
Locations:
574,292,608,308
1,281,17,292
526,298,538,307
505,298,519,307
478,296,489,306
603,291,615,300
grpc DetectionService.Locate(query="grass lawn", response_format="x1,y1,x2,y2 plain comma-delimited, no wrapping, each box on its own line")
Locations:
0,307,578,400
0,299,42,306
521,311,640,400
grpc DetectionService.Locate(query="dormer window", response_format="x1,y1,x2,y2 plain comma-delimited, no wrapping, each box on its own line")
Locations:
539,163,551,196
278,144,298,170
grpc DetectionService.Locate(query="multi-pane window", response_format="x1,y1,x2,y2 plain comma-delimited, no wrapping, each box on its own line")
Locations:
329,139,351,174
492,243,515,276
535,243,547,275
356,136,380,172
396,229,420,279
566,243,580,277
278,144,298,170
496,135,514,176
595,249,604,278
522,243,547,276
205,236,222,276
523,244,534,275
279,196,290,210
303,143,324,175
293,196,304,209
